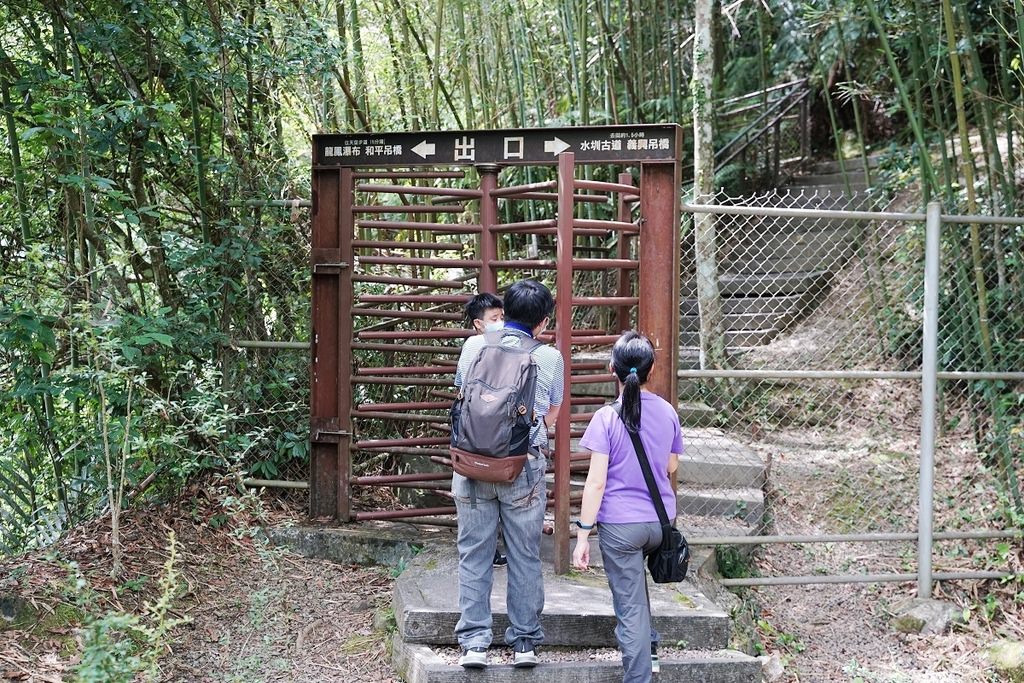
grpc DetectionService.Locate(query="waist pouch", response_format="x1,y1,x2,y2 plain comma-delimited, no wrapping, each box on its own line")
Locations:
450,447,528,483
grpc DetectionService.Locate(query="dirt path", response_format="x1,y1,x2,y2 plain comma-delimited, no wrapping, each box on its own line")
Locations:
732,412,1024,681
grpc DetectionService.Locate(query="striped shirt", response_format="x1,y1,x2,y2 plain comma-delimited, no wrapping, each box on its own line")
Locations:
454,329,565,449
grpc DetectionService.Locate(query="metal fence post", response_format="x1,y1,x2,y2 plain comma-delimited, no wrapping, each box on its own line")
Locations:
553,151,576,574
918,201,941,598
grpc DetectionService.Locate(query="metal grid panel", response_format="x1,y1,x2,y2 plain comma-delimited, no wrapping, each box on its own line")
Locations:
933,221,1023,539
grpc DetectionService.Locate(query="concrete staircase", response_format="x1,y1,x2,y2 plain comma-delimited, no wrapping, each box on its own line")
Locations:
391,540,759,682
681,154,883,366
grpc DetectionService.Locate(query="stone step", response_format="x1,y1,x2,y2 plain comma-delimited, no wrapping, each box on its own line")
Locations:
717,215,868,238
676,486,765,528
679,429,765,488
788,172,869,188
809,155,883,175
677,348,749,371
679,401,717,427
680,293,806,317
680,311,780,332
681,270,831,298
772,185,872,204
393,543,732,649
394,636,760,683
719,252,852,274
720,226,856,255
679,328,780,348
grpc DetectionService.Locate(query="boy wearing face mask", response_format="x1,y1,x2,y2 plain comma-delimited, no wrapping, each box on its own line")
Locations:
462,292,508,567
464,292,505,335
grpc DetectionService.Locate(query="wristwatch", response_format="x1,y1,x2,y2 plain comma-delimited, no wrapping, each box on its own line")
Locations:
575,520,595,530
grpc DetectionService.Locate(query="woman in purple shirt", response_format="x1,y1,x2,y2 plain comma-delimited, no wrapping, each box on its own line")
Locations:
571,332,682,683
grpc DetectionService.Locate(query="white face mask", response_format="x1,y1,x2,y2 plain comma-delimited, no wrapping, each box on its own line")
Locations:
483,321,505,333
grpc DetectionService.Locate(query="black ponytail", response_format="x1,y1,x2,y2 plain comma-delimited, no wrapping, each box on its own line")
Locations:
610,331,655,433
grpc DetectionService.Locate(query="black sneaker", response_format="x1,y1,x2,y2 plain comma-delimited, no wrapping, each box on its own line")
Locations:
513,640,538,668
459,647,488,668
651,642,660,673
493,550,508,567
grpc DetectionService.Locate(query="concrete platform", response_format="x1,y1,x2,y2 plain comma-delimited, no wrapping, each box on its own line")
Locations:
394,542,731,649
393,635,760,683
391,638,761,683
679,327,781,348
263,522,456,567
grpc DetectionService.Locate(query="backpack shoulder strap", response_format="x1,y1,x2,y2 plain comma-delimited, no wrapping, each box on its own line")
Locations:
518,334,543,355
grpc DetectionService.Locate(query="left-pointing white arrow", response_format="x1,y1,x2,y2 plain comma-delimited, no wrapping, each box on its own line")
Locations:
544,137,571,155
412,141,436,158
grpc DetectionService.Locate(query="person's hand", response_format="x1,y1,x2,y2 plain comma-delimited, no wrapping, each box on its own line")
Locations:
572,537,590,570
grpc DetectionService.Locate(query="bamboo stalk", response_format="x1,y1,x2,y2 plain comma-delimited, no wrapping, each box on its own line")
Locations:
348,0,369,129
911,0,955,204
864,0,938,196
0,72,30,242
940,0,994,368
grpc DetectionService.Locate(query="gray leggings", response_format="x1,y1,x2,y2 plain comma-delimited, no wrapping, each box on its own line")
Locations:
598,521,663,683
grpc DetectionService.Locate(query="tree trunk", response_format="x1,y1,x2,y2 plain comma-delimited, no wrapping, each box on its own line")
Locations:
692,0,727,370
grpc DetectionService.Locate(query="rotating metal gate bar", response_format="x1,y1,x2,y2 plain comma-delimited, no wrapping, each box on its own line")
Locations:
311,125,682,573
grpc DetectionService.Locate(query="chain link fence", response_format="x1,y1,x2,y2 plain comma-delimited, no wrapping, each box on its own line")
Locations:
679,190,1023,586
224,207,312,484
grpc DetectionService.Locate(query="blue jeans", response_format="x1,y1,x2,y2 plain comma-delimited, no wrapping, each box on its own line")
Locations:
599,521,663,683
452,457,547,650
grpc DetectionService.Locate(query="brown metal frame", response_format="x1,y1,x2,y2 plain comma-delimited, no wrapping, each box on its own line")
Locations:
310,127,681,573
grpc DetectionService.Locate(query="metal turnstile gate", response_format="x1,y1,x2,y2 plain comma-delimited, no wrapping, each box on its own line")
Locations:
309,125,681,572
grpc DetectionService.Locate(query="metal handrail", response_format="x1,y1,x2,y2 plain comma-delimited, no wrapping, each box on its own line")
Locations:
714,82,808,162
717,77,808,108
715,88,809,170
682,79,811,187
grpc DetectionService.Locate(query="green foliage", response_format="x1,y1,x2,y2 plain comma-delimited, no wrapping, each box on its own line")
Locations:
75,612,147,683
715,546,755,579
73,532,187,682
755,617,806,660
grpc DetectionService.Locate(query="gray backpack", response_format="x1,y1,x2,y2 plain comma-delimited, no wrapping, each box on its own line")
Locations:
449,332,541,482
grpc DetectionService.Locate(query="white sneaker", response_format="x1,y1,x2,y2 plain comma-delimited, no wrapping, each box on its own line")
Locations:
513,641,538,668
459,647,488,668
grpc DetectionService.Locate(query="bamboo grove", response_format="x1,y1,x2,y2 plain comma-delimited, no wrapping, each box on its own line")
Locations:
1,0,1022,555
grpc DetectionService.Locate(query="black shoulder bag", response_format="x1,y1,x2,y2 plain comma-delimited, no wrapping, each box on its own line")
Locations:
613,403,689,583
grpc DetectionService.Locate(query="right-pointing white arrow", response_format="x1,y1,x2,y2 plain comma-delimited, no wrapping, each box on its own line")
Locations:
544,137,571,155
412,140,436,158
